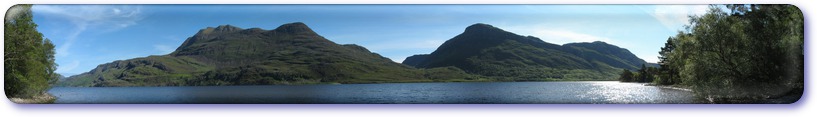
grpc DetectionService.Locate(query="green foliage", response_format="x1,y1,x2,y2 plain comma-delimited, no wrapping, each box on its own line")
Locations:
655,37,681,85
636,64,658,83
4,5,58,98
618,64,658,83
660,5,803,102
617,69,634,82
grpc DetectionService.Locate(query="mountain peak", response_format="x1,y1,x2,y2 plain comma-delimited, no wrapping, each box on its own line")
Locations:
565,41,618,48
214,25,242,32
565,41,611,45
196,25,243,35
468,23,493,28
274,22,316,34
464,23,503,33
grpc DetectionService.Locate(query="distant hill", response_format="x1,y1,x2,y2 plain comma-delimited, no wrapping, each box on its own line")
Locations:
59,22,480,87
401,54,429,67
403,23,653,80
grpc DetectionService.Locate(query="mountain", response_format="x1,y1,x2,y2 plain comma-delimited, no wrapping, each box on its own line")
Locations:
403,23,651,80
59,22,479,87
401,54,428,67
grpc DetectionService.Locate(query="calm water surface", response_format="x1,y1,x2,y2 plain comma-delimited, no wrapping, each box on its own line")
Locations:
48,81,702,104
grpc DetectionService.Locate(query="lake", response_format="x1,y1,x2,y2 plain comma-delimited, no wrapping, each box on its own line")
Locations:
47,81,703,104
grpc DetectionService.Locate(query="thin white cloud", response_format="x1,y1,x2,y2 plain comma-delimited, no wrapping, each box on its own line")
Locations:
32,5,144,57
153,44,175,55
648,5,709,31
55,26,86,57
530,29,614,45
55,60,80,73
33,5,142,28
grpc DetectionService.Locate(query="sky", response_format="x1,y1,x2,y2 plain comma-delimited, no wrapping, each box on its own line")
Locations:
30,5,710,76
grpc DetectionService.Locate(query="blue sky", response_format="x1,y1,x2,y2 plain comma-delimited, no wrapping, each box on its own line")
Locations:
31,5,710,76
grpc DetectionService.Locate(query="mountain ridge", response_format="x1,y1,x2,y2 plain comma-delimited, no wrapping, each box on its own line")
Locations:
59,22,480,87
403,23,652,80
59,22,655,87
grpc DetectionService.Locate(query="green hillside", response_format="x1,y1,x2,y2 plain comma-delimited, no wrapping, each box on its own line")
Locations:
403,23,653,80
60,22,481,87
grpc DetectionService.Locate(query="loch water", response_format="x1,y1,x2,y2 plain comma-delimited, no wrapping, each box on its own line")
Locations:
48,81,702,104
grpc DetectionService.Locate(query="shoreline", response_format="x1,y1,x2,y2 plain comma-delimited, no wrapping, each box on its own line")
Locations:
9,93,56,104
655,85,693,92
56,80,621,88
645,84,694,92
644,83,802,104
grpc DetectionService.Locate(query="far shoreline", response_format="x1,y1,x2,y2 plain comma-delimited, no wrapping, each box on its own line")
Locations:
52,80,621,88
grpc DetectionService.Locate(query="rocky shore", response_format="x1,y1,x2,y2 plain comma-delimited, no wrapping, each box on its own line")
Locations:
9,93,56,104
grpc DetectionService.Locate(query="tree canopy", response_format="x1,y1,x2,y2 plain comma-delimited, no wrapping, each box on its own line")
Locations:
648,4,803,102
4,5,58,98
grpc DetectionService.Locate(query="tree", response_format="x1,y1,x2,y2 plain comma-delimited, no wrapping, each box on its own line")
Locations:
4,4,58,98
670,4,803,101
637,64,647,82
618,69,634,82
656,37,679,85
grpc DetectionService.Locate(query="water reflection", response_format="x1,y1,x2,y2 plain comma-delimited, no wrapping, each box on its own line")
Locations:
585,82,700,104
